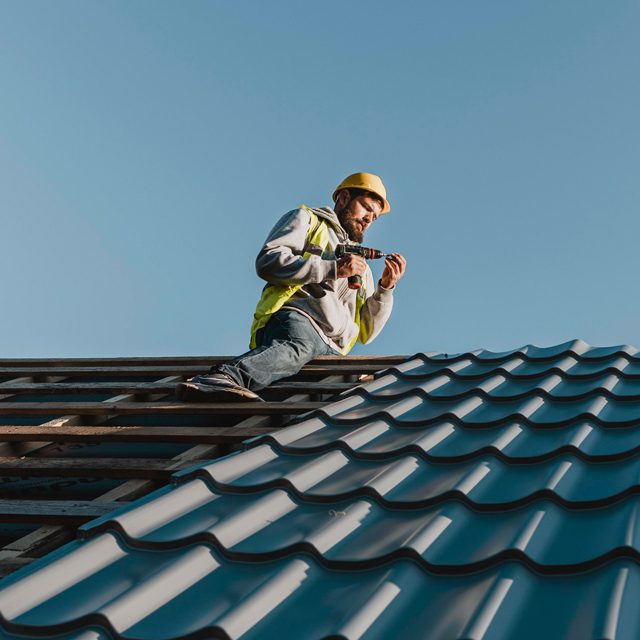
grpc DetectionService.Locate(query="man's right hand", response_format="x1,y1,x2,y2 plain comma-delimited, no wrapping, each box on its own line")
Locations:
336,254,367,279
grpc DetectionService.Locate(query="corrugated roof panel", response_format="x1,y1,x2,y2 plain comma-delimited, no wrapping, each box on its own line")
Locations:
259,418,640,460
2,341,640,639
3,553,640,639
357,372,637,399
176,446,640,507
78,489,640,570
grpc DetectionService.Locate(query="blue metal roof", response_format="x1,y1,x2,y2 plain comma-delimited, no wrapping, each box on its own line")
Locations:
1,339,640,639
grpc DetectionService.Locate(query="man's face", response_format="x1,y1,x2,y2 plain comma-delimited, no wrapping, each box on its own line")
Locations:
335,193,383,243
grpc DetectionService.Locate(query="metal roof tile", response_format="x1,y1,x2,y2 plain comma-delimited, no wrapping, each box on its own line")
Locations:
362,372,640,400
4,341,640,639
4,554,640,639
177,447,640,508
388,352,640,379
257,418,640,461
78,490,640,571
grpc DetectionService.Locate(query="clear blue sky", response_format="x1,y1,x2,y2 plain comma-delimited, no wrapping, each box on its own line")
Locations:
1,1,639,357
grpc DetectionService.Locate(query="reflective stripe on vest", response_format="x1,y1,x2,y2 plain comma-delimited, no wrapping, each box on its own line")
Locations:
249,205,366,355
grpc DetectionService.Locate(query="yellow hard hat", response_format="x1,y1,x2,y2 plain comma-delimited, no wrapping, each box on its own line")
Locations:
332,172,391,214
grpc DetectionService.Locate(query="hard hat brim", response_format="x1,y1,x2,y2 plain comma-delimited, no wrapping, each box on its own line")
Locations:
332,187,391,214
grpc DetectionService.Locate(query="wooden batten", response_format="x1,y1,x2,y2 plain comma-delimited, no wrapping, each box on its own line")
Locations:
0,357,402,574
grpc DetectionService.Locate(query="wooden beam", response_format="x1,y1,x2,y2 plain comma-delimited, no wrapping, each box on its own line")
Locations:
0,424,274,443
0,364,385,378
1,375,183,459
0,380,355,396
0,401,326,416
0,377,35,442
0,500,129,524
0,557,33,577
0,376,68,457
0,457,187,479
0,377,33,397
0,355,406,368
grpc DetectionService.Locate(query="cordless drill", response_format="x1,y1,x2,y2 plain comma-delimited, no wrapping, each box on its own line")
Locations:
335,244,390,290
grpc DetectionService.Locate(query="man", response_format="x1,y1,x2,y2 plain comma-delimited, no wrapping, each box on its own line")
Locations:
176,172,406,402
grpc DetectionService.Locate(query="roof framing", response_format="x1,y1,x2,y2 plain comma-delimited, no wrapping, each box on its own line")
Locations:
0,355,405,577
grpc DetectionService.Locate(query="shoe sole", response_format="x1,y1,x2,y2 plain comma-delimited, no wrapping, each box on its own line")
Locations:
176,382,263,403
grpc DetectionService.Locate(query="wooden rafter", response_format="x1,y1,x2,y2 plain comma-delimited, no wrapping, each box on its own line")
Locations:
0,359,374,573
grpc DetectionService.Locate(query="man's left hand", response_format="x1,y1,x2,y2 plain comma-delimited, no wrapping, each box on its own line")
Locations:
379,253,406,289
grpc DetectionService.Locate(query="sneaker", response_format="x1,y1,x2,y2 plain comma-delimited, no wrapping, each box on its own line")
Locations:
175,373,263,402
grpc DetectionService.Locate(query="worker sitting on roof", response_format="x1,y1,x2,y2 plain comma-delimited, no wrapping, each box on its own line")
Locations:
176,172,407,402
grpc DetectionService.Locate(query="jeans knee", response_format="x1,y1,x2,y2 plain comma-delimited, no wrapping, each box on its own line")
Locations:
286,338,315,362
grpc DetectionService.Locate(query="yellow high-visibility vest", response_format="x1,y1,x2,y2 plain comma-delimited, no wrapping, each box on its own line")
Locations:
249,206,366,354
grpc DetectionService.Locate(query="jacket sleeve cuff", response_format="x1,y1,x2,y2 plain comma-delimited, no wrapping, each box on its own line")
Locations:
374,281,395,302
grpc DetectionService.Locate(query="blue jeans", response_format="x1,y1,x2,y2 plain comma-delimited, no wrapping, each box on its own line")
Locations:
213,309,340,390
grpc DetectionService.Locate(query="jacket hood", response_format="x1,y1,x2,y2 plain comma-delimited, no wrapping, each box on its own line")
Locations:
307,206,348,240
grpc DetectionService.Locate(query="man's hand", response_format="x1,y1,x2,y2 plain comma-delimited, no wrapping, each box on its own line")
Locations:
379,253,406,289
337,254,367,280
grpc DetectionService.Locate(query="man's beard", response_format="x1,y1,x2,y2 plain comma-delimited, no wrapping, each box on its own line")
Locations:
336,205,365,243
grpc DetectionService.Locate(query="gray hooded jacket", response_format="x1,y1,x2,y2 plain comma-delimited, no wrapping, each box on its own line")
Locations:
255,206,394,353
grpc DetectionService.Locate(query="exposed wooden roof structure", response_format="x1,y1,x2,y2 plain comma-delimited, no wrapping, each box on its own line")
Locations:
0,355,405,578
